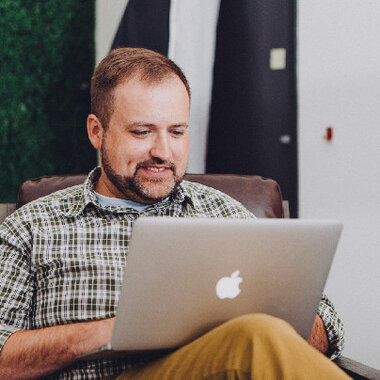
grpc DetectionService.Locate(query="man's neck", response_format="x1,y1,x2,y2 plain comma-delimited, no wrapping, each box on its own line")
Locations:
95,192,154,212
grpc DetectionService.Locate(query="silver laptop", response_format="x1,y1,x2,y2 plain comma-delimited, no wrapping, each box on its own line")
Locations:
79,217,342,360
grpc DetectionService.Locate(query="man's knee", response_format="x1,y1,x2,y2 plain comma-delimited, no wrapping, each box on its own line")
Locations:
221,313,295,346
195,314,295,373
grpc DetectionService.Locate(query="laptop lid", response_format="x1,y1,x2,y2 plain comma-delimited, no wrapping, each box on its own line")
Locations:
110,217,342,352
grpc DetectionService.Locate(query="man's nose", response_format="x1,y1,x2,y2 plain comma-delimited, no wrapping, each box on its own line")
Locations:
150,133,171,161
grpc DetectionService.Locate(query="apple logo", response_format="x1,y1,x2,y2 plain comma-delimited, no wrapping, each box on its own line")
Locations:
216,270,243,299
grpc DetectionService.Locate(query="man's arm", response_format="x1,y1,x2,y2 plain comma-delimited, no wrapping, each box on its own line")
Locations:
0,318,114,380
315,294,345,359
308,314,329,354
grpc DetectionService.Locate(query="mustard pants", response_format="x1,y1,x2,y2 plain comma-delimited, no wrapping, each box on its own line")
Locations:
115,314,351,380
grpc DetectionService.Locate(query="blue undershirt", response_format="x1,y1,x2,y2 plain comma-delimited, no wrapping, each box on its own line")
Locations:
95,192,153,213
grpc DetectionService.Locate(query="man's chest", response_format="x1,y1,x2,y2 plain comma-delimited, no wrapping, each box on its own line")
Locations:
29,215,135,328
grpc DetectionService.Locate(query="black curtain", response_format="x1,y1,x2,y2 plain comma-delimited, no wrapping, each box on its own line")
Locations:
112,0,170,55
206,0,297,216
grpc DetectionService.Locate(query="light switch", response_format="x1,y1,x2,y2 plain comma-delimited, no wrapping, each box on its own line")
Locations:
279,134,291,144
270,48,286,70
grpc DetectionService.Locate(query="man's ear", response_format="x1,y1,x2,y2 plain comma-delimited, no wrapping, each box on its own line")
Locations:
87,114,103,150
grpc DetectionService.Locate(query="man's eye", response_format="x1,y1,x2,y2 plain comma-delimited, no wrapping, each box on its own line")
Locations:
171,130,185,137
131,130,149,136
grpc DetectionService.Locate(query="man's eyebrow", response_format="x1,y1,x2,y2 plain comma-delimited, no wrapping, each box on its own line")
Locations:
125,122,154,128
125,122,189,128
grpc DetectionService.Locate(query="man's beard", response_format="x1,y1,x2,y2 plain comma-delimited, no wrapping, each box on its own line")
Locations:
100,145,184,204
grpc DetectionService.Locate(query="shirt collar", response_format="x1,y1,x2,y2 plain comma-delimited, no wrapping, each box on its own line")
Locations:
170,180,193,207
63,167,101,218
64,167,194,217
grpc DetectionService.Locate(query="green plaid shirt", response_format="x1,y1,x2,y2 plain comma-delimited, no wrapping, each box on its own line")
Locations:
0,167,344,379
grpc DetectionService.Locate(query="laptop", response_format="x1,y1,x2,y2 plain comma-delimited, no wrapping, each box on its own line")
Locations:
79,217,342,360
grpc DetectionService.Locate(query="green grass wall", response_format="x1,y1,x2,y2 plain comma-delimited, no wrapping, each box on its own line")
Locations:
0,1,96,203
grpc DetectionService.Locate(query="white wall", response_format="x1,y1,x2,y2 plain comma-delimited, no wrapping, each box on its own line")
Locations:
298,2,380,369
95,0,129,64
167,0,220,173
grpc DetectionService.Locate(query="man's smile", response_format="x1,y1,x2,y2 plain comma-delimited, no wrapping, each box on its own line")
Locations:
138,166,174,181
145,167,166,172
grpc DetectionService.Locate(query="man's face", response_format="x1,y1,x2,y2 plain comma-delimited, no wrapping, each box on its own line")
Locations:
95,75,190,204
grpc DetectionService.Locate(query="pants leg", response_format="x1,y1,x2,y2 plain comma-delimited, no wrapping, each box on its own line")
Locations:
115,314,351,380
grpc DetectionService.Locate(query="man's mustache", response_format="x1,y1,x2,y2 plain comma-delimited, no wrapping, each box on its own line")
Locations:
136,158,176,172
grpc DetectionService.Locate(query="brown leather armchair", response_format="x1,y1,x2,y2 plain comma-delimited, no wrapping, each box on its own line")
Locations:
15,173,285,218
1,173,379,379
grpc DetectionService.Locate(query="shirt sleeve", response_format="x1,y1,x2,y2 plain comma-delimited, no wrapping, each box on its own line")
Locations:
317,294,345,359
0,215,34,351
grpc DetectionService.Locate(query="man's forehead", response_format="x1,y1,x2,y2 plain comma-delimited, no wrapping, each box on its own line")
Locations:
108,73,190,125
115,73,186,93
112,75,190,110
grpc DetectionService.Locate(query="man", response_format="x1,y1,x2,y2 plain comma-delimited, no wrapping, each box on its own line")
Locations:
0,48,349,379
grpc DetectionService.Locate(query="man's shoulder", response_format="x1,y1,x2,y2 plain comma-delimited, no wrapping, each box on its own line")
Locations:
181,180,230,198
0,184,85,248
9,184,85,222
180,180,255,218
27,183,83,206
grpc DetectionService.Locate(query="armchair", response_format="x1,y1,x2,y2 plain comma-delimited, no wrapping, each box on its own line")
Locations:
0,173,379,379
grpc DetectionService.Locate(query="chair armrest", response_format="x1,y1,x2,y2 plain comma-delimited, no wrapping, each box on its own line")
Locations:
0,203,16,224
334,356,380,380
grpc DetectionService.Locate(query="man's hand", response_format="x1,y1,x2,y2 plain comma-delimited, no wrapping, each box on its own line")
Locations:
0,317,115,380
307,314,329,354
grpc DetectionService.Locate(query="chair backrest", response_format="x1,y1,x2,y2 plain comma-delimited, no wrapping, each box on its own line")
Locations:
15,173,285,218
0,204,16,224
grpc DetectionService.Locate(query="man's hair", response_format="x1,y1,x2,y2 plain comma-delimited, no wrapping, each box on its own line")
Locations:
91,47,191,129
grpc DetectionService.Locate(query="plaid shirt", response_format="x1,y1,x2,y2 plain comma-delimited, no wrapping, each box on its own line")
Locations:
0,167,344,379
